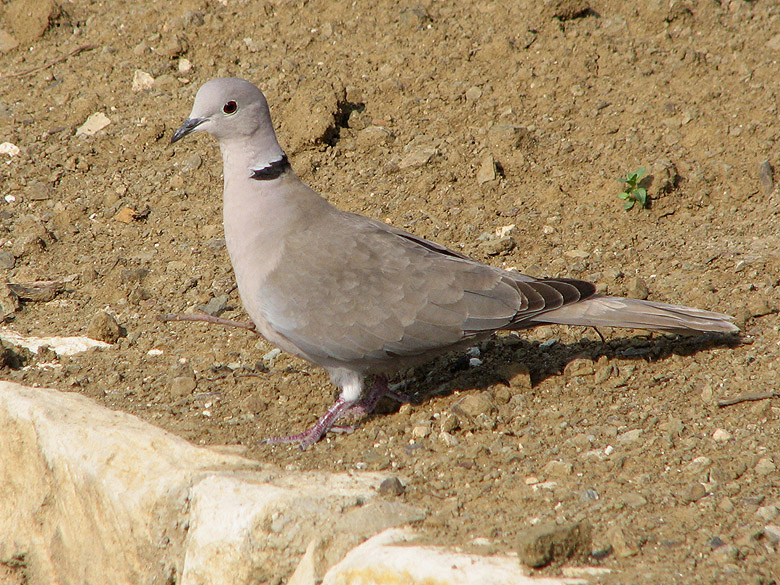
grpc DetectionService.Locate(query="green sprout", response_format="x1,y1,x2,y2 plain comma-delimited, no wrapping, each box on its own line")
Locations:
617,167,648,210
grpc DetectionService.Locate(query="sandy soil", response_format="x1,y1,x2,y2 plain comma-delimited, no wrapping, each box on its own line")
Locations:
1,0,779,583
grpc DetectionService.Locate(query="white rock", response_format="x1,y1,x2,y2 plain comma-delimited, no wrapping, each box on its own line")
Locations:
562,566,612,578
438,431,459,447
178,58,192,73
321,528,573,585
616,429,642,444
0,141,20,157
75,112,111,136
757,505,778,522
132,69,155,92
0,383,428,585
495,224,517,238
411,425,430,439
0,327,110,356
764,524,780,544
712,428,732,442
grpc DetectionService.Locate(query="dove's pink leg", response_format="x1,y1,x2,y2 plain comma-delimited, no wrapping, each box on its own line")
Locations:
261,396,355,450
337,376,412,419
261,377,412,450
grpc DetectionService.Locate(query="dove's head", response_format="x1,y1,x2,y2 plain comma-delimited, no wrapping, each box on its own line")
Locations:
171,78,277,146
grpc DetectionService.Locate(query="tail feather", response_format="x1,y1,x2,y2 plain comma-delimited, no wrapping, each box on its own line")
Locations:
526,295,739,335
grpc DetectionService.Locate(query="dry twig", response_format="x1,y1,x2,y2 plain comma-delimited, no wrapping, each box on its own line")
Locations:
11,44,96,78
717,390,780,407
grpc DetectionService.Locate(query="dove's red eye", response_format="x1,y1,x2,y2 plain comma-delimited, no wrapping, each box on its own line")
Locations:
223,101,238,114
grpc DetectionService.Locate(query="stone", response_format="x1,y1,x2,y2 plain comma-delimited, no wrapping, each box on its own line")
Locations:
480,236,515,256
758,160,774,194
132,69,155,92
546,0,591,21
3,383,512,585
5,0,60,45
27,182,51,201
440,413,460,433
411,424,430,439
76,112,112,137
628,276,649,300
565,358,594,377
513,521,592,568
682,483,707,503
477,154,496,184
542,460,573,477
465,86,482,101
452,392,496,418
621,493,648,507
0,330,109,356
86,311,122,343
616,429,643,444
121,268,149,284
201,294,229,316
756,505,778,522
607,525,640,558
764,525,780,544
0,29,19,52
755,457,776,476
356,125,394,147
685,456,712,474
378,477,405,497
180,153,203,173
0,251,15,270
747,298,775,318
281,82,346,153
398,145,437,170
322,528,561,585
712,428,732,442
170,376,196,397
438,431,459,447
153,74,179,92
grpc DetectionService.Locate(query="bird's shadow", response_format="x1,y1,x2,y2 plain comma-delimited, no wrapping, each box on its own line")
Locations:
383,329,742,408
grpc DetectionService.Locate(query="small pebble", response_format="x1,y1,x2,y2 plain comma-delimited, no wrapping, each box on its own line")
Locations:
132,69,154,92
201,294,228,316
440,413,460,433
378,476,405,496
86,311,122,343
617,429,642,444
438,431,459,447
543,460,573,476
712,428,732,442
764,525,780,544
581,488,599,502
757,505,778,522
755,457,776,476
411,425,430,439
628,276,649,300
170,375,196,397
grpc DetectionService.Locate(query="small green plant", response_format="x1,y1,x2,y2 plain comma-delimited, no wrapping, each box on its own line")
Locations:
618,167,648,210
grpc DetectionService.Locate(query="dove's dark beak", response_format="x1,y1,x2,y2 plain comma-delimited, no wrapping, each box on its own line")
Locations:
171,117,207,144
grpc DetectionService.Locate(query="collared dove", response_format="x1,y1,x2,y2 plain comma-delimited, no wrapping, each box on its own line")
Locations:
171,78,738,449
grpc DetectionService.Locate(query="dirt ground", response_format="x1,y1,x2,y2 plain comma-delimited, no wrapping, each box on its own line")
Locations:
1,0,779,583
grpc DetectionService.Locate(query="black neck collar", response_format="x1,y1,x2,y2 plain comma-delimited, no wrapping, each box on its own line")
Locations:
250,154,290,181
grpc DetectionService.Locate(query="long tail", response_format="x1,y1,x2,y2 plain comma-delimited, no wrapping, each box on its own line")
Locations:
528,294,739,335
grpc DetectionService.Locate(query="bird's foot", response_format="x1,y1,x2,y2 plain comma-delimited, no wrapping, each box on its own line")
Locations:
338,376,412,420
260,396,354,450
